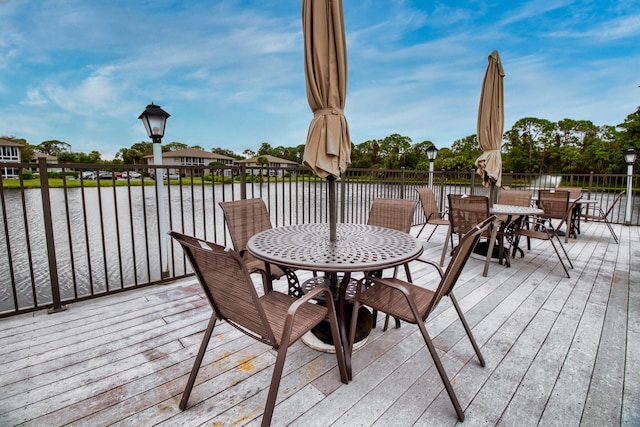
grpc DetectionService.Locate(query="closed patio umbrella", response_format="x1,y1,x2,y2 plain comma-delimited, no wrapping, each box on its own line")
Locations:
302,0,351,241
475,50,505,205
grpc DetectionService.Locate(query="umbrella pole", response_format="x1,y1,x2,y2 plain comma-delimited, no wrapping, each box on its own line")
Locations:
328,175,337,242
489,182,496,208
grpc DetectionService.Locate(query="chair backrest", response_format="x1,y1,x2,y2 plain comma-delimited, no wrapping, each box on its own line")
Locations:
557,187,582,199
417,188,444,221
498,189,533,207
219,198,273,256
430,216,494,311
447,194,490,235
367,198,417,233
601,191,626,217
537,190,570,220
169,231,276,345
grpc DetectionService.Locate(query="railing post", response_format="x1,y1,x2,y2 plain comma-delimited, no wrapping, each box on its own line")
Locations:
39,158,67,313
470,169,476,195
400,167,405,199
588,171,594,199
439,170,446,209
240,164,247,199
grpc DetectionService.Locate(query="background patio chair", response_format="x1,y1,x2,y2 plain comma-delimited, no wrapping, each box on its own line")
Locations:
512,190,574,277
220,198,312,297
169,231,348,426
442,194,500,277
580,190,625,244
416,188,449,241
556,187,584,240
349,216,494,421
365,197,418,330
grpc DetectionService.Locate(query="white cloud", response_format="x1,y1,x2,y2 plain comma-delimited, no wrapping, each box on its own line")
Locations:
20,89,48,106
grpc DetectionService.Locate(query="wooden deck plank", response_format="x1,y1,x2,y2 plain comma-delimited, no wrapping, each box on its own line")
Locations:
0,221,636,427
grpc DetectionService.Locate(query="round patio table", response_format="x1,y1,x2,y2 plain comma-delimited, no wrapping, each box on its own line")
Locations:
247,223,424,379
486,204,544,265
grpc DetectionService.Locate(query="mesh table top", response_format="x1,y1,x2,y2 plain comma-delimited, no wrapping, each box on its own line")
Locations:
491,204,544,215
247,223,423,272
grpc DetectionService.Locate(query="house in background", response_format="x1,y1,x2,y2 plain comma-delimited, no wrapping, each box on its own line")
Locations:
144,148,235,177
0,138,22,178
235,155,299,177
30,152,61,173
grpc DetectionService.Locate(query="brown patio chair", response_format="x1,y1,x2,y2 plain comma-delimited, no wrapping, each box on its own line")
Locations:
169,231,348,427
512,190,574,277
580,190,625,244
220,198,311,297
556,187,583,240
349,216,494,422
416,188,449,241
365,198,418,330
497,188,533,207
442,194,500,277
557,187,582,200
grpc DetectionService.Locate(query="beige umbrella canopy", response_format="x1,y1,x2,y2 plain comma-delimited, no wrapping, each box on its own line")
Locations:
302,0,351,241
475,50,505,198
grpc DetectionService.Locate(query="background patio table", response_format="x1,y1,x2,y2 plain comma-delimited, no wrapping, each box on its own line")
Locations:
488,204,544,265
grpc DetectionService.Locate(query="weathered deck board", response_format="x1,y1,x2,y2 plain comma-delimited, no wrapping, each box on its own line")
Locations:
0,221,636,426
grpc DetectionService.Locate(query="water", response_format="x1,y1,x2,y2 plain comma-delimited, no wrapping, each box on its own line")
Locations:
0,181,336,312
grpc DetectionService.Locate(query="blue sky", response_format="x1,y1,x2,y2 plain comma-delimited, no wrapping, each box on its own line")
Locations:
1,0,639,160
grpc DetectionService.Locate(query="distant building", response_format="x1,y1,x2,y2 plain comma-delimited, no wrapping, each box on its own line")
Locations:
235,155,299,177
0,138,22,178
30,152,61,173
144,148,235,177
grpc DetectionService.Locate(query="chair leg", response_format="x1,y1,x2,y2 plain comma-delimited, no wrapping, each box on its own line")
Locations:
426,224,439,242
449,293,484,367
416,320,465,421
483,224,500,277
440,225,452,267
180,314,218,410
548,234,572,278
262,345,289,427
605,220,619,244
325,298,349,384
416,222,427,238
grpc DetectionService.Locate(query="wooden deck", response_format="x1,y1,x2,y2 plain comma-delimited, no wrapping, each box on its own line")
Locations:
1,221,638,426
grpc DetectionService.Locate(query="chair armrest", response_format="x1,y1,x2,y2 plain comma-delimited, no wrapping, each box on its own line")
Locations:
413,257,444,278
361,276,412,299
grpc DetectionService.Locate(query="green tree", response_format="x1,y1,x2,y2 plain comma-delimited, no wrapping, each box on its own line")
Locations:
379,134,412,169
503,118,555,173
212,147,242,159
257,142,273,156
115,148,143,164
38,139,70,156
164,141,188,152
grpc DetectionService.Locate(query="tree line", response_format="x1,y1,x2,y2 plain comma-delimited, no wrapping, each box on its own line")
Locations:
4,107,639,175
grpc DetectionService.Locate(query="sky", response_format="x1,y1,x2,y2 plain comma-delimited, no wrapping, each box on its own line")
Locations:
1,0,639,160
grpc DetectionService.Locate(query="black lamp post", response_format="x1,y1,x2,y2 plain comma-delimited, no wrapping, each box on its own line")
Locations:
624,148,636,225
139,103,170,144
139,103,170,278
426,145,438,188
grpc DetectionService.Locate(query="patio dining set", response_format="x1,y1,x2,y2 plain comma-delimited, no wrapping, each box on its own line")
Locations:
167,187,623,425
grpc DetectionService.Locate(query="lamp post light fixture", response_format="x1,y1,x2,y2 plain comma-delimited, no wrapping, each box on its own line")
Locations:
426,145,438,188
624,148,636,225
139,103,171,278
